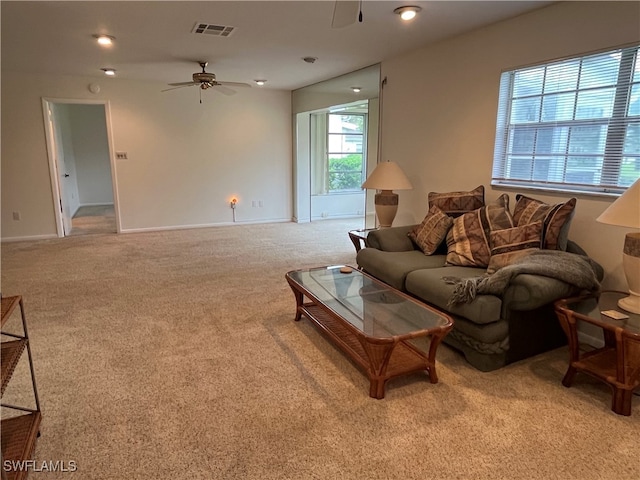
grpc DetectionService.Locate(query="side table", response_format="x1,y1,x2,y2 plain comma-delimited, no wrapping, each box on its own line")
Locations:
554,291,640,416
348,228,377,253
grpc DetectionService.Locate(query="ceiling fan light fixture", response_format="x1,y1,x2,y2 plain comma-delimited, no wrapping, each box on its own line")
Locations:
394,6,422,21
101,68,116,76
94,34,115,46
254,80,266,86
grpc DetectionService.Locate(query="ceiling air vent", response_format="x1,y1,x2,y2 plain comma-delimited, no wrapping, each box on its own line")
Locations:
192,23,235,37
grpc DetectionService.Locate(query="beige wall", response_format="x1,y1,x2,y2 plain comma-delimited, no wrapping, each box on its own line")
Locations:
1,72,292,238
380,1,640,290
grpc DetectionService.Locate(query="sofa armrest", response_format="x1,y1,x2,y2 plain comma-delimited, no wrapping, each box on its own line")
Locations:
502,274,581,312
566,241,604,281
367,225,417,252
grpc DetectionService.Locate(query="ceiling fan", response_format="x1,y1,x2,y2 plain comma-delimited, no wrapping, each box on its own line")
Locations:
162,62,250,102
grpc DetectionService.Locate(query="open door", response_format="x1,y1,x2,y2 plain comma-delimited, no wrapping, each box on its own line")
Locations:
43,102,72,235
42,98,120,237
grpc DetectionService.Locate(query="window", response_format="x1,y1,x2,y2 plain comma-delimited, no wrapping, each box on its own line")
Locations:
327,113,366,192
492,44,640,195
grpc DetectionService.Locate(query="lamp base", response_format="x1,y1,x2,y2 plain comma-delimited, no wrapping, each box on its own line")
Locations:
374,190,398,228
618,294,640,315
620,234,640,314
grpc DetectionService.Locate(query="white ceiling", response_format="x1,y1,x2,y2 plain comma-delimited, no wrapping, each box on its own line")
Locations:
1,1,553,92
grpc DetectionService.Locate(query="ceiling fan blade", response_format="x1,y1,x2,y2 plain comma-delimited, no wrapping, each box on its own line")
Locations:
332,0,359,28
218,81,251,88
212,85,237,96
161,84,197,92
167,81,198,87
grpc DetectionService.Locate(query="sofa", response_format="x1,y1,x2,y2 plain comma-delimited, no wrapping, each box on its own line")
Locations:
356,187,604,372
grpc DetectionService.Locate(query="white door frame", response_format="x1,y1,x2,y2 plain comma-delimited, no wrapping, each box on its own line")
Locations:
42,98,121,236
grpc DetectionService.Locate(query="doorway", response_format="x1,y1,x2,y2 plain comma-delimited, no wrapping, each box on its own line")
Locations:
42,99,120,236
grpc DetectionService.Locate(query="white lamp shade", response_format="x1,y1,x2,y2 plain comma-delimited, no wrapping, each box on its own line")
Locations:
596,178,640,313
596,178,640,228
361,161,412,191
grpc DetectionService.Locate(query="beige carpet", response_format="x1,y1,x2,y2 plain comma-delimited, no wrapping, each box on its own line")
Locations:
1,220,638,480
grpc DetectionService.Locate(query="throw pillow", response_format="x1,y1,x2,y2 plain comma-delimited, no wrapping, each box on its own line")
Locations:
512,195,577,250
445,194,513,267
486,221,544,274
428,185,485,217
408,205,454,255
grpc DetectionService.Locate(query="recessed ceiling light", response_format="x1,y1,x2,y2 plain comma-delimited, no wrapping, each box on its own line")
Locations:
101,68,116,76
94,34,115,46
302,57,318,64
393,6,422,21
351,87,362,93
254,80,266,86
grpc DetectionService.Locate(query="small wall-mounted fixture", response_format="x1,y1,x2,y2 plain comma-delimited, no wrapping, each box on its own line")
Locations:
254,80,266,86
230,198,237,209
94,34,115,46
101,68,116,76
351,87,362,93
393,6,422,21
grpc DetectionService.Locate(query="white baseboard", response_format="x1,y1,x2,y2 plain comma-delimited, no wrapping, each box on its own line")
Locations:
1,234,59,243
120,217,292,234
2,218,294,239
79,203,114,207
577,330,604,348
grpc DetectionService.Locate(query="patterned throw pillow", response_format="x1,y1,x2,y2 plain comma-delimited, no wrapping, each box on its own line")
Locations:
445,194,513,267
408,206,454,255
512,195,576,250
428,185,485,217
486,221,544,274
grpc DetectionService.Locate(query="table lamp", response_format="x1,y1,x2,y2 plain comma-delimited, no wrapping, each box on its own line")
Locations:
596,178,640,313
361,160,412,227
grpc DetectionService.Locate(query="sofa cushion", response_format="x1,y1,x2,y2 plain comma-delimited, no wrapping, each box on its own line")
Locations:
445,194,513,268
512,194,576,250
405,266,503,325
428,185,484,217
408,205,454,255
486,221,543,274
356,248,446,291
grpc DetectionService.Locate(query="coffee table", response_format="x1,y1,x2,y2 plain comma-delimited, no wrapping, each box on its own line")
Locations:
285,266,453,399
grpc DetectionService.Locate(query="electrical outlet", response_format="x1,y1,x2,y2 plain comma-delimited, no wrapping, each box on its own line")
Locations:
252,200,257,207
12,211,21,221
258,200,264,208
115,151,128,160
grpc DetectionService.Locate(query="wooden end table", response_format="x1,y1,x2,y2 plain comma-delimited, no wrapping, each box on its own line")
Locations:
554,291,640,416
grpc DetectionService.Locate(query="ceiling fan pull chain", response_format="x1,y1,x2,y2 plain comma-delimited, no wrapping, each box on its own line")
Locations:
358,0,363,22
199,88,203,104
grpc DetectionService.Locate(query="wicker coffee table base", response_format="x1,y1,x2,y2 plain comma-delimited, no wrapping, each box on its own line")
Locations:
288,288,450,399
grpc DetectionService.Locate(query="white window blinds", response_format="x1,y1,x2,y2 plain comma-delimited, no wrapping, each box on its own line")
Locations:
492,45,640,195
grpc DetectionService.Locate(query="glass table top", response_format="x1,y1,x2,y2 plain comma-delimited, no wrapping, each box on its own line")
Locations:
286,266,452,338
560,291,640,336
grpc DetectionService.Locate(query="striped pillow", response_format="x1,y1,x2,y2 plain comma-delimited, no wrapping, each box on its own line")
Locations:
513,195,576,250
428,185,484,217
487,221,544,274
409,205,454,255
445,194,513,267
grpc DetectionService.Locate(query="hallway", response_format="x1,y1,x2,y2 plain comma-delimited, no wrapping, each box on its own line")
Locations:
70,205,116,236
